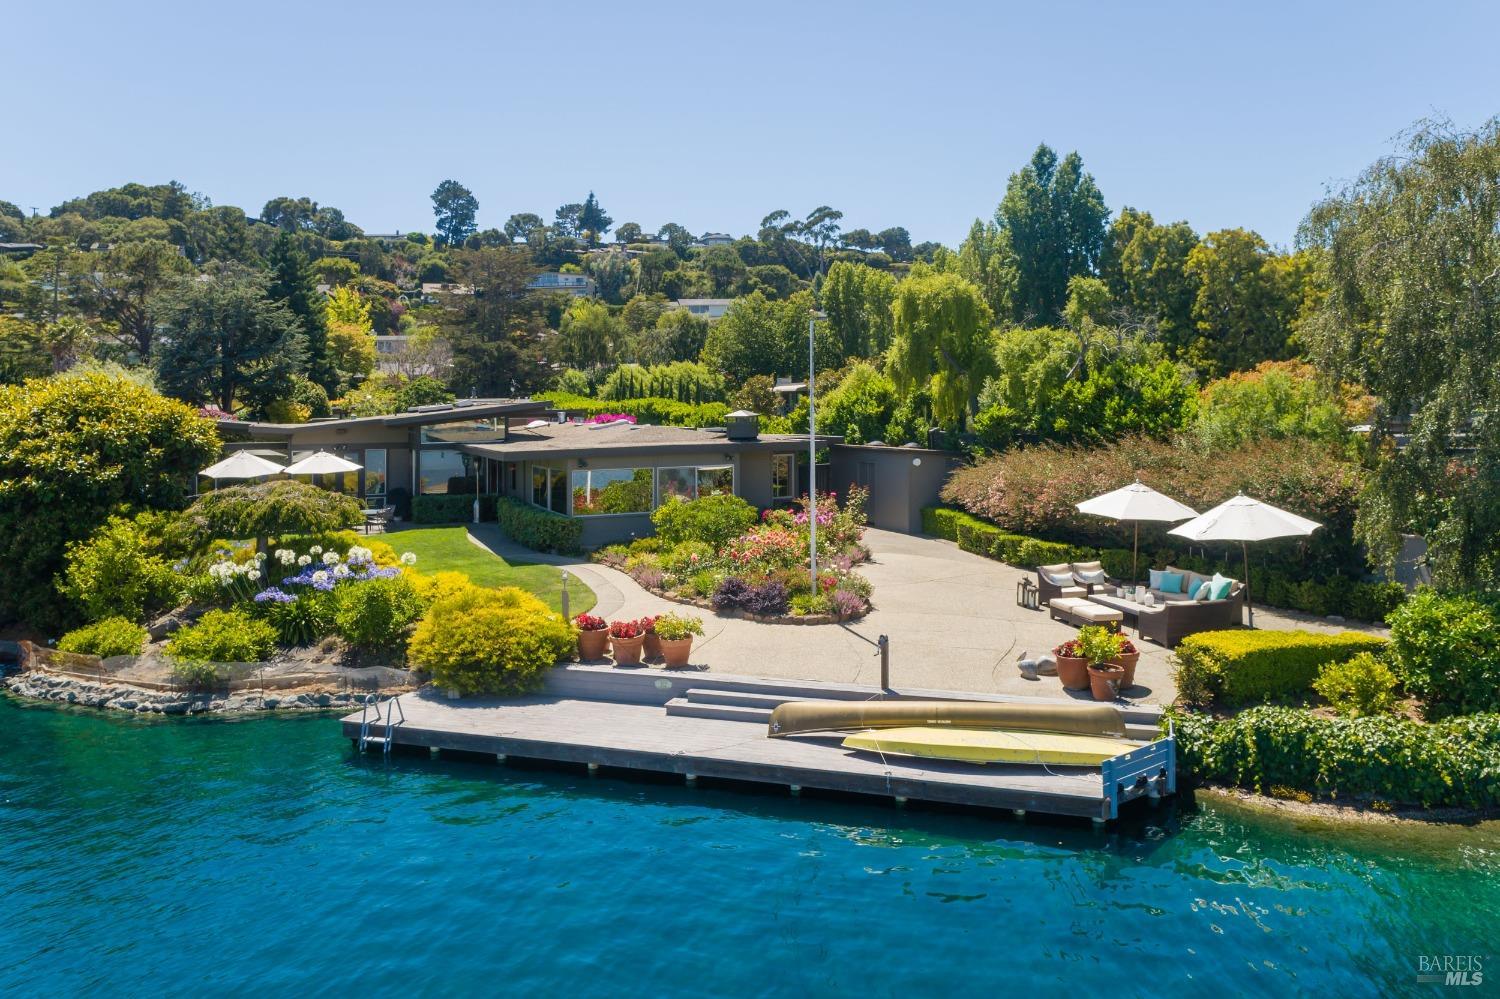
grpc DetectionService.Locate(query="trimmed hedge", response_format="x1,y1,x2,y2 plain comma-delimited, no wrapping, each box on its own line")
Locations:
920,506,1405,622
1171,706,1500,809
411,494,499,524
1172,628,1388,706
495,497,583,555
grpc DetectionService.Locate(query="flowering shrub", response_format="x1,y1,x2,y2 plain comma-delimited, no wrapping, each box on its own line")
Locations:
574,613,607,632
652,494,758,548
829,589,866,618
724,527,805,573
584,412,637,424
57,617,148,658
1054,638,1085,658
711,577,753,611
636,615,659,634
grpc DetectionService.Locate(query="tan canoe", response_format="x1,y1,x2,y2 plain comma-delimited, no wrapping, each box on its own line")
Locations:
767,699,1126,739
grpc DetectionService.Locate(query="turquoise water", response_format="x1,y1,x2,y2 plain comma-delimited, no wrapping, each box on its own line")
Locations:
2,698,1497,997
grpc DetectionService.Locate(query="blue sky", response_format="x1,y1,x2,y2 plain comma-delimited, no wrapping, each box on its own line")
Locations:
6,0,1498,249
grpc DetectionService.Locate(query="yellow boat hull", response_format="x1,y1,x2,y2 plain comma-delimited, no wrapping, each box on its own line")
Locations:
841,727,1145,767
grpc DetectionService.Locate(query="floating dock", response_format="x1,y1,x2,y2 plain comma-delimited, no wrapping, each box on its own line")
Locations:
339,666,1175,822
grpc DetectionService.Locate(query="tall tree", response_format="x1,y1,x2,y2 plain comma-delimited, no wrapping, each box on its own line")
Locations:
553,203,584,237
656,223,694,257
266,232,335,392
996,144,1108,324
800,205,844,275
1182,229,1301,376
556,299,621,368
79,239,191,360
820,261,897,359
887,267,995,426
431,180,479,246
1301,117,1500,588
154,265,306,413
953,219,1017,323
504,212,544,242
1100,208,1200,352
261,195,318,231
700,291,833,383
578,192,613,246
615,222,643,244
439,247,548,395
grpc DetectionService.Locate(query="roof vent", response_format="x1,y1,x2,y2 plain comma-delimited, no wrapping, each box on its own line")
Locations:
725,410,759,441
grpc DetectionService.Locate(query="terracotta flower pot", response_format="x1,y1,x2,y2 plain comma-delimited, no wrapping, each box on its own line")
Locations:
577,628,608,660
610,634,646,666
659,636,693,668
1087,664,1125,702
643,633,663,660
1055,655,1090,691
1112,651,1139,688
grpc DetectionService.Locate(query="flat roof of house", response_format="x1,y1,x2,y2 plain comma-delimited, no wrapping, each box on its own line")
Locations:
461,421,836,461
675,298,734,306
217,399,551,437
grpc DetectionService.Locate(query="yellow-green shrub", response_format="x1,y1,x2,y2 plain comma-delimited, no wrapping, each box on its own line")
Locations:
331,576,423,648
407,585,574,695
1313,652,1400,717
1172,629,1388,706
166,608,277,664
57,617,148,658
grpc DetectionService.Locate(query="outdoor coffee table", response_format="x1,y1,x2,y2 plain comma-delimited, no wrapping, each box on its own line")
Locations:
1087,593,1161,636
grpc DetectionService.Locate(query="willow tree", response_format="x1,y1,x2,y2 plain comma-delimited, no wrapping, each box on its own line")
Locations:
1299,117,1500,589
887,268,995,427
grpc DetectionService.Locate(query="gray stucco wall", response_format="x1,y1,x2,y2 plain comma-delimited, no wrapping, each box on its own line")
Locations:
829,445,962,534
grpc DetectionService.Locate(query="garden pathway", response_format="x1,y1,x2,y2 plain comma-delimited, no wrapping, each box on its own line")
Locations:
465,525,1389,706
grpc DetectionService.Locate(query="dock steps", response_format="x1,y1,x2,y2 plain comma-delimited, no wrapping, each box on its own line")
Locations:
664,698,771,724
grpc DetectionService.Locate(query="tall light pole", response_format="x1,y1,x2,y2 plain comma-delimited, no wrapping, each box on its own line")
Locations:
808,308,826,595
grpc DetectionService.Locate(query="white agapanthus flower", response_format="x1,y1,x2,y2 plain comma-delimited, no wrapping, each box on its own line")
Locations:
323,551,340,565
312,570,329,584
399,552,417,566
346,546,373,564
248,569,261,581
332,563,351,579
297,555,312,567
254,551,267,562
275,549,296,565
309,545,323,555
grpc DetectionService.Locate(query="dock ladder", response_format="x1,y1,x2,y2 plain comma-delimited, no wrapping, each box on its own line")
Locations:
358,694,405,756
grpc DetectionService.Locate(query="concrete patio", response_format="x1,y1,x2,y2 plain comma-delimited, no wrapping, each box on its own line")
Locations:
468,525,1389,706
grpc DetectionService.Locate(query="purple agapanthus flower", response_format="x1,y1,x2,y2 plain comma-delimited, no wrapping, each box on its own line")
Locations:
253,587,297,604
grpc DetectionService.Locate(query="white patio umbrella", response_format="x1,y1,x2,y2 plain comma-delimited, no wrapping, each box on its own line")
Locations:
1169,493,1321,627
1076,478,1198,583
282,451,362,476
200,451,285,482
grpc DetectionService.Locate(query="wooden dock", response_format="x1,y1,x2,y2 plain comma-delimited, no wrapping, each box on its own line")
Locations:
339,666,1175,822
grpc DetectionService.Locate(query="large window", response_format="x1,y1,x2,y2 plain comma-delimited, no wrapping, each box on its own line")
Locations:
571,468,652,516
532,464,549,507
549,465,568,512
419,448,468,494
529,464,568,512
698,465,733,497
364,449,388,501
771,453,794,499
656,464,735,505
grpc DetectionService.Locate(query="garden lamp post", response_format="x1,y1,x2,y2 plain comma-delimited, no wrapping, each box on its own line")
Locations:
808,308,826,595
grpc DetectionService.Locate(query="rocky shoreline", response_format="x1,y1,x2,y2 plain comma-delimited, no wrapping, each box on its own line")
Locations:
3,670,406,715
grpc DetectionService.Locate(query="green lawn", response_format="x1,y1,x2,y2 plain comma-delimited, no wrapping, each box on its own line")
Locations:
384,526,595,615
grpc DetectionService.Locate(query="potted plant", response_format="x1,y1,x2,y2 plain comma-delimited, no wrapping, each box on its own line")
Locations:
639,615,661,660
1078,625,1125,702
652,612,704,668
608,619,646,665
1052,638,1090,691
1113,637,1140,689
575,613,608,660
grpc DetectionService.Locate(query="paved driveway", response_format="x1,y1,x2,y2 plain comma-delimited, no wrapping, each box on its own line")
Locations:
468,525,1388,706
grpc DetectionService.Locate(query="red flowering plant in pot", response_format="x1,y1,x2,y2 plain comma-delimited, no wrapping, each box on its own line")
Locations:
1052,638,1090,691
607,619,647,665
574,613,609,660
1113,638,1140,689
637,615,662,660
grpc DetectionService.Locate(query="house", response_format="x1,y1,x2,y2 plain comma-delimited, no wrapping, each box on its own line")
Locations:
528,272,596,297
771,376,808,413
0,242,45,258
420,282,475,298
673,298,733,320
212,402,838,547
698,232,734,246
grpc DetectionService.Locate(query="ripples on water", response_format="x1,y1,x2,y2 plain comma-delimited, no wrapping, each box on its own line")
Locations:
1,699,1496,998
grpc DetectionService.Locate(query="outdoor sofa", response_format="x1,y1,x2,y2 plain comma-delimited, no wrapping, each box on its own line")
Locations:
1107,566,1244,648
1035,560,1115,606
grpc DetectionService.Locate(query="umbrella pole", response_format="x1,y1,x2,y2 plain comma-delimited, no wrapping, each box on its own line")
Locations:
1132,522,1139,584
1243,541,1253,629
